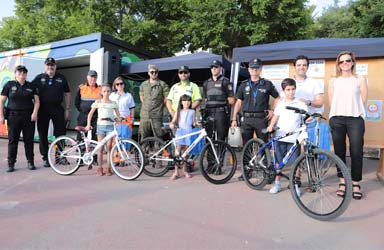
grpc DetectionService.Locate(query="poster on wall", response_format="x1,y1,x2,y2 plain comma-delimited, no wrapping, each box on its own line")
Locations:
307,60,325,78
262,64,289,79
356,64,368,76
366,100,382,121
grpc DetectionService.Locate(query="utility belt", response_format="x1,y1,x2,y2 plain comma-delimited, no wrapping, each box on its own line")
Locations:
243,111,266,118
9,110,33,116
206,106,227,113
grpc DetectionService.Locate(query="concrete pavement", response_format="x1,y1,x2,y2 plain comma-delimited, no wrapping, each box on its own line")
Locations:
0,141,383,249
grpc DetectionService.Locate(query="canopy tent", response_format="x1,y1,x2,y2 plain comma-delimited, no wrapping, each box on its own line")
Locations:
232,37,384,63
120,52,244,85
230,37,384,90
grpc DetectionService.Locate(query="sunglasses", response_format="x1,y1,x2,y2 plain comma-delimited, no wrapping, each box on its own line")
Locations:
149,71,158,74
338,59,352,65
179,71,188,75
115,82,124,86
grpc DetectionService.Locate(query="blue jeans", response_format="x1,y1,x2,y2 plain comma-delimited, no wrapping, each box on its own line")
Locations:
329,116,365,181
275,141,300,166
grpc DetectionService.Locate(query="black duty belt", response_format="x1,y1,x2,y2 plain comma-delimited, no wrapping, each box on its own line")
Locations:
243,111,266,118
206,107,226,112
9,110,32,116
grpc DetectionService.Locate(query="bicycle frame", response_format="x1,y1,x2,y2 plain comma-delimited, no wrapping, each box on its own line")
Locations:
148,128,219,163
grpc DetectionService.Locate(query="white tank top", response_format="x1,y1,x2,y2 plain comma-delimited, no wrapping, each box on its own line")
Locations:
329,76,365,119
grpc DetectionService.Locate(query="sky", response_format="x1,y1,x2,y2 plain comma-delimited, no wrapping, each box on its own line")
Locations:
0,0,349,20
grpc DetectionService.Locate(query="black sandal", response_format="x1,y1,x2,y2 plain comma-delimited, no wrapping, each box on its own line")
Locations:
353,184,363,200
337,183,346,197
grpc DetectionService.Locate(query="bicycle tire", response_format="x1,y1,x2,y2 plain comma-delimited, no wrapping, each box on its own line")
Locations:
241,138,272,190
48,136,81,175
110,139,144,181
140,137,171,177
200,140,237,184
289,148,352,221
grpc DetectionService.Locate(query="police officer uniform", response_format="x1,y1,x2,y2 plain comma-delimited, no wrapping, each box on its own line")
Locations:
236,64,279,143
32,58,70,166
203,60,234,141
1,65,38,172
74,70,101,141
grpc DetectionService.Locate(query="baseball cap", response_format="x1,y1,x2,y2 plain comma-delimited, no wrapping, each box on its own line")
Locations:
210,60,222,67
87,70,98,77
15,65,28,73
249,58,263,68
178,65,190,73
148,64,158,71
45,57,56,65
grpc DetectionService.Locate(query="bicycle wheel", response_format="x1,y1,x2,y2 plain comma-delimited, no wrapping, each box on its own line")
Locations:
110,139,144,181
200,140,237,184
289,148,352,221
140,137,172,177
241,138,272,190
48,136,81,175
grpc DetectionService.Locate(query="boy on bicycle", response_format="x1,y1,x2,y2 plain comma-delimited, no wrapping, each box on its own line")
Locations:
266,78,307,194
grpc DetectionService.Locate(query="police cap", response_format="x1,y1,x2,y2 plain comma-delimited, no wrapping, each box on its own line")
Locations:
210,60,222,68
178,65,190,73
45,57,56,65
15,65,28,73
249,58,263,68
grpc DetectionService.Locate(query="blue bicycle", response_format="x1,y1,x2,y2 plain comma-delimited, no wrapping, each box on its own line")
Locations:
241,106,352,220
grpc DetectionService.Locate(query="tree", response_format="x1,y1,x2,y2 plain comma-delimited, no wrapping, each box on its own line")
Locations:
350,0,384,37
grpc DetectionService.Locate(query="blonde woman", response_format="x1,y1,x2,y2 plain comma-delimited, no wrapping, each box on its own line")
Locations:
328,51,368,200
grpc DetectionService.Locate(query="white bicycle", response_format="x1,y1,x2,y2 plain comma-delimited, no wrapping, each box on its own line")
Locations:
48,118,145,180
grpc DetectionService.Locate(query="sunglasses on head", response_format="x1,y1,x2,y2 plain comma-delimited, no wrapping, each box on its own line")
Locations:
115,82,124,86
149,71,158,74
338,59,352,65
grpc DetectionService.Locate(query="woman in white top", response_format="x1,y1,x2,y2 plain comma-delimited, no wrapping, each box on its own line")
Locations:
109,76,135,139
328,51,368,200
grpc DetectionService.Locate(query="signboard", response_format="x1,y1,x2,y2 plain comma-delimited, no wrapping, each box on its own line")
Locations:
262,64,289,79
366,100,382,121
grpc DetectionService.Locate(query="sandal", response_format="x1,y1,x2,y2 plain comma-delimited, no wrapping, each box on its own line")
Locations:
352,184,363,200
336,183,346,197
170,173,179,181
294,176,302,187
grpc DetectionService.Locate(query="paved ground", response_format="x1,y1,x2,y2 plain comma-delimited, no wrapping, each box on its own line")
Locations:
1,141,384,249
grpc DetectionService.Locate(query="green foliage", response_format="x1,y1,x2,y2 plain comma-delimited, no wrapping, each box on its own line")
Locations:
0,0,313,59
314,0,384,38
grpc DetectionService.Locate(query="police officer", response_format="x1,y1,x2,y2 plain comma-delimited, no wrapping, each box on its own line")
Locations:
74,70,100,141
139,64,169,139
0,65,40,172
166,66,202,117
231,58,280,144
32,58,71,168
203,60,234,141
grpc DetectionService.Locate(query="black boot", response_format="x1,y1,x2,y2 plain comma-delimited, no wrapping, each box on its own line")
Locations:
43,160,50,168
28,161,36,170
7,163,15,172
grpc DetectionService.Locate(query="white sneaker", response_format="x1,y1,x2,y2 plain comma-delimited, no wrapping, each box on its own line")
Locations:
294,184,301,197
269,183,282,194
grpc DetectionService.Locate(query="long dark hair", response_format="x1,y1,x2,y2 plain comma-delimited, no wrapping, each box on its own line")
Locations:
175,94,192,125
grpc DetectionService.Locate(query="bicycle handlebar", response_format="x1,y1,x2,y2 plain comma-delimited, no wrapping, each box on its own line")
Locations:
285,106,326,121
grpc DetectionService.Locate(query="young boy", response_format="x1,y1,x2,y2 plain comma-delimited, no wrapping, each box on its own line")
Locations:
266,78,307,194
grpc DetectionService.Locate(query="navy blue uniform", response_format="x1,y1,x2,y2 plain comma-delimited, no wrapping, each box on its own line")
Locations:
1,80,38,164
32,73,70,161
236,78,279,143
203,75,234,141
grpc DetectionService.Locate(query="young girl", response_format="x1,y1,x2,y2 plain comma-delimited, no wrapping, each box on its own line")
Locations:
86,84,121,176
169,94,195,180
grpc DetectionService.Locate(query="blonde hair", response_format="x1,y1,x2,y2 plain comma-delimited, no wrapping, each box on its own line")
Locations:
335,51,356,77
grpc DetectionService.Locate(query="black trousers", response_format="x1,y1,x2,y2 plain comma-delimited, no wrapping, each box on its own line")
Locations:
76,112,97,141
7,112,35,163
37,105,66,160
206,110,228,141
241,117,268,145
329,116,365,182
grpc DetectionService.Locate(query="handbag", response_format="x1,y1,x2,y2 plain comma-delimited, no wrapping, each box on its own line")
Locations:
227,127,242,148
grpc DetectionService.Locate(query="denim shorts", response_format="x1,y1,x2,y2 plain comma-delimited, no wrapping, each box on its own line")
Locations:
96,124,114,135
